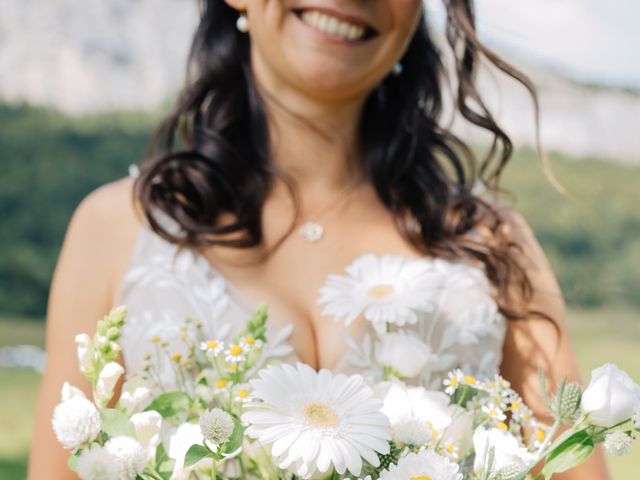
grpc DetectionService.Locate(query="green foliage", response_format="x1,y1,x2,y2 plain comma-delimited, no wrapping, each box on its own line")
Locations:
0,104,156,317
541,430,595,477
184,444,211,467
145,392,192,418
99,408,136,439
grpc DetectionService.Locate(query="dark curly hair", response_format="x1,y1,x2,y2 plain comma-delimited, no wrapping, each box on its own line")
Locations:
134,0,548,322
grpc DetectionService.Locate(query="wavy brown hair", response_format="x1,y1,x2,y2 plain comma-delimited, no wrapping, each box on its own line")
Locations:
134,0,548,322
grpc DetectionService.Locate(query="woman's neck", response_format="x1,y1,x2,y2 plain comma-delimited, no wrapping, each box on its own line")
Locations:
252,59,368,195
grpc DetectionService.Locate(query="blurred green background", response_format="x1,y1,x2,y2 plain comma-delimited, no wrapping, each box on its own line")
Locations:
0,103,638,478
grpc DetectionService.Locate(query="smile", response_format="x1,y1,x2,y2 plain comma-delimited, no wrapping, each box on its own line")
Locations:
293,8,377,43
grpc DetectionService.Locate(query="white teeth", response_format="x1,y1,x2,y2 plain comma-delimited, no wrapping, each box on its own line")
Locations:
300,10,366,41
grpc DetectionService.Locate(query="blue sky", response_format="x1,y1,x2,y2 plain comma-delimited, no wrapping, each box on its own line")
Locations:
427,0,640,89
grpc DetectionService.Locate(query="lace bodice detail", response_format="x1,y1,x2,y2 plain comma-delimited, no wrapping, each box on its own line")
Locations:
117,219,507,391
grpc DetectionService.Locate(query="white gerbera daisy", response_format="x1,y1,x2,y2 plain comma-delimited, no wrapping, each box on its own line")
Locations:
318,254,438,333
379,450,462,480
242,362,390,479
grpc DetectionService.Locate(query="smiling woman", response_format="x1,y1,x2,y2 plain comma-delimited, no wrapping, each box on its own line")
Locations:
29,1,612,479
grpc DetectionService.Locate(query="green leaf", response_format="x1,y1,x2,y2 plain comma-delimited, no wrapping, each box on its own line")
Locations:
542,430,595,477
67,452,80,471
184,444,212,467
222,415,245,455
100,408,136,438
145,392,191,418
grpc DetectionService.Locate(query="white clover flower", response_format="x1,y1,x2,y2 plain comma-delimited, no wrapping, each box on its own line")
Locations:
379,450,462,480
105,435,147,480
119,376,154,414
52,394,101,450
242,362,390,479
131,410,162,459
199,408,234,448
473,428,536,477
375,331,434,378
604,431,633,456
95,362,124,405
76,446,118,480
318,254,439,333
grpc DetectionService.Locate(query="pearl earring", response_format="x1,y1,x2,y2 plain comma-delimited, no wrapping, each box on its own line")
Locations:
236,13,249,32
392,63,403,76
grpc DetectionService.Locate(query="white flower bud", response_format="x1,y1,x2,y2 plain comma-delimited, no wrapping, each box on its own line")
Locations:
604,431,633,456
195,383,214,403
76,446,118,480
61,382,86,402
473,428,535,476
75,334,94,375
199,408,234,447
119,377,154,414
52,395,101,450
131,411,162,458
95,362,124,405
581,364,640,427
375,332,432,378
105,435,147,480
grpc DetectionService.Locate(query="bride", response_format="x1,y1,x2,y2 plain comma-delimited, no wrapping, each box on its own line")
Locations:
29,1,610,478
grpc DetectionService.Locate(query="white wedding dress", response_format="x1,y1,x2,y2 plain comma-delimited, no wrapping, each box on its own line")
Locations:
116,208,506,392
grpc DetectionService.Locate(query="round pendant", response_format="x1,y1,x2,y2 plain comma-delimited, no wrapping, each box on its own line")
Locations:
298,221,324,243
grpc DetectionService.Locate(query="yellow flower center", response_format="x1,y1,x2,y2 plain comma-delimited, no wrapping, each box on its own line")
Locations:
410,477,432,480
511,401,521,411
243,336,256,345
236,389,249,398
206,340,219,349
151,337,161,343
171,353,182,362
303,402,338,427
215,379,228,389
230,344,243,356
367,284,395,299
536,429,546,442
463,375,476,385
446,443,455,453
228,364,238,372
496,421,509,431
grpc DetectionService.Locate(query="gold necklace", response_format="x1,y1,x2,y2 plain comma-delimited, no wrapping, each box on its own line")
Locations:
297,178,362,243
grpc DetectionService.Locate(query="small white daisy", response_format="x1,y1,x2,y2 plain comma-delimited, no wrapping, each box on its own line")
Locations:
242,362,391,479
443,369,464,395
318,254,439,333
233,383,252,403
604,431,633,456
379,450,463,480
224,343,247,363
200,339,224,355
482,403,507,422
240,335,262,350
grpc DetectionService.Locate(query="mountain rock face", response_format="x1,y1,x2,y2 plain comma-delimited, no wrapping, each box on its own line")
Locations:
0,0,638,163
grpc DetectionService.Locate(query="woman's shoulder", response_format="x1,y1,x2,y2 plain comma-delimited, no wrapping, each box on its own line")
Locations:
66,176,144,305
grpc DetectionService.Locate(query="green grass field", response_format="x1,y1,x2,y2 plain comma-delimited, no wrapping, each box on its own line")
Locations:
1,309,638,479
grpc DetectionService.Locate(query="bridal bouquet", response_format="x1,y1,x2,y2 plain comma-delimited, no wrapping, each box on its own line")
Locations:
53,306,640,479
